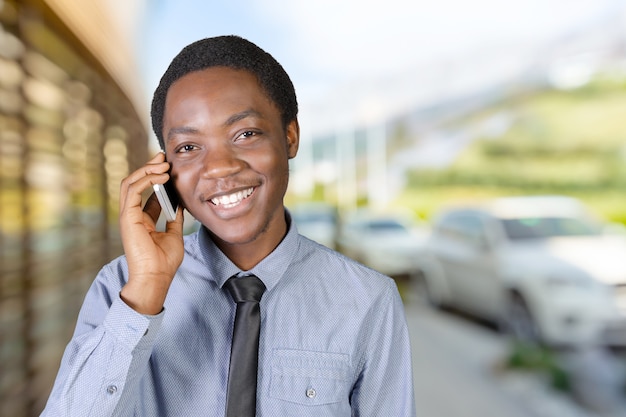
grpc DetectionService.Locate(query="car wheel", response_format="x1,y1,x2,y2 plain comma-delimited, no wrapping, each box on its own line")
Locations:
506,293,542,345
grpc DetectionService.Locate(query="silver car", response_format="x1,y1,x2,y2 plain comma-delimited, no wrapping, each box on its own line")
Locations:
413,195,626,347
337,211,427,278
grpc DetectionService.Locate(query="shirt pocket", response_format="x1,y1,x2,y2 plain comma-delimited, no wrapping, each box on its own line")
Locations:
269,349,352,406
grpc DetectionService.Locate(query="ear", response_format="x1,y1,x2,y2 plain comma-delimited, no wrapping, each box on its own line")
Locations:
285,119,300,159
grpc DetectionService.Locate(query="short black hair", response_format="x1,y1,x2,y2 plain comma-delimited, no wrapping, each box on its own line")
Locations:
151,35,298,149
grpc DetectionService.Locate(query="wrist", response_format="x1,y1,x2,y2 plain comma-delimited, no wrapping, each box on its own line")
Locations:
120,280,168,315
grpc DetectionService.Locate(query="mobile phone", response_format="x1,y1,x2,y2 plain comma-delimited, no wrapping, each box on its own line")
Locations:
153,179,180,222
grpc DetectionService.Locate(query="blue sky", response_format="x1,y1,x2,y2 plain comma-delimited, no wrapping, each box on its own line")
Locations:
138,0,623,136
139,1,293,95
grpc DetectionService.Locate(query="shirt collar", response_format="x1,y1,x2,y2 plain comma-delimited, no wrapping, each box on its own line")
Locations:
198,209,299,293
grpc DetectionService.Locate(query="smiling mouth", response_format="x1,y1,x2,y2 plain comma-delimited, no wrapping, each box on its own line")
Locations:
210,187,254,208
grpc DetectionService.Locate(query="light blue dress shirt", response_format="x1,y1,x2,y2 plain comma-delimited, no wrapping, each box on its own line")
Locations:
41,212,416,416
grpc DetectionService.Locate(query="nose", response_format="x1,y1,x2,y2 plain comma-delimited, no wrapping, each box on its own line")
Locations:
201,144,245,179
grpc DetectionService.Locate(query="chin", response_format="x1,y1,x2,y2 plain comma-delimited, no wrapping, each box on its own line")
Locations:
206,219,266,246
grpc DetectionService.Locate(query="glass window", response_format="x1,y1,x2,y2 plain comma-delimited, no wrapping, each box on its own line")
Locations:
501,217,601,240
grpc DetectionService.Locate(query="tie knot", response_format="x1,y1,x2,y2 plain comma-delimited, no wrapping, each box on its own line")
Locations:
224,275,266,303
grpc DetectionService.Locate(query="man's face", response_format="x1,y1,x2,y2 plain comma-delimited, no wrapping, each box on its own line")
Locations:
162,67,299,253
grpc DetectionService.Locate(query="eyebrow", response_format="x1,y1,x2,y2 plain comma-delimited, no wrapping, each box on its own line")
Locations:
166,109,264,142
223,109,263,127
166,126,199,142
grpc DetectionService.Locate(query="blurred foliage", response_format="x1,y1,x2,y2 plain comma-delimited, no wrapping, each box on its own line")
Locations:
506,342,571,392
401,75,626,223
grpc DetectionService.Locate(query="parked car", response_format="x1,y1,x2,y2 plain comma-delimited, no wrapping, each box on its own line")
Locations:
413,195,626,347
336,211,427,277
291,202,339,250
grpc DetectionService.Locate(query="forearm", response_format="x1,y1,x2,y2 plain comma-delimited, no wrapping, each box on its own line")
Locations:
41,297,163,417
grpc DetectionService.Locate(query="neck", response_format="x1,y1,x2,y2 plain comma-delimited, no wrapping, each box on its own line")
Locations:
212,211,288,271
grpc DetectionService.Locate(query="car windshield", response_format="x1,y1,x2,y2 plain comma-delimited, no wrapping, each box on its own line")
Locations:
294,213,335,223
501,217,601,240
367,220,408,232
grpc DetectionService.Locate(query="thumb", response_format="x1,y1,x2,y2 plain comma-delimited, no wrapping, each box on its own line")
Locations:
165,204,185,235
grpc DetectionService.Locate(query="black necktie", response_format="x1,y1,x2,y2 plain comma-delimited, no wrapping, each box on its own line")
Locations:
224,275,266,417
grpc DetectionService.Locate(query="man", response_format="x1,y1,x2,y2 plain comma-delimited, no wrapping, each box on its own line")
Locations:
42,35,415,416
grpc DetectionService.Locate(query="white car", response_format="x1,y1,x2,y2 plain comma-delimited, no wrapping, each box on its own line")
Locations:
336,212,427,277
413,195,626,347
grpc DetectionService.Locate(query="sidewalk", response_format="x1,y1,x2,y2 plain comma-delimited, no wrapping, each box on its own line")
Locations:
495,359,626,417
405,302,626,417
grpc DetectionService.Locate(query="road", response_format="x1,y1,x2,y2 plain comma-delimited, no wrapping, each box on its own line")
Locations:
404,300,603,417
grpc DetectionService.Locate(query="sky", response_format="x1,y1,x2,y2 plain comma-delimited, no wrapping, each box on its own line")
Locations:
138,0,623,137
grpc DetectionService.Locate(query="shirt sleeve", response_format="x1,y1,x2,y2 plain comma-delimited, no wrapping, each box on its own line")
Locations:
350,282,417,417
40,261,164,417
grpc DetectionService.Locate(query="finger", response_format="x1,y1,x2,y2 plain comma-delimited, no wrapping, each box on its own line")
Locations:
150,150,166,163
120,153,169,215
120,172,169,216
121,153,169,195
165,206,185,236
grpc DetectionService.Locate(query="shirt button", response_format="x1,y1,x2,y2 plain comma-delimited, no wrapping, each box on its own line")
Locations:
306,388,316,399
106,385,118,395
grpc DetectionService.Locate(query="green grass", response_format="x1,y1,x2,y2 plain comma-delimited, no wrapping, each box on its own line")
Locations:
398,75,626,223
505,342,570,392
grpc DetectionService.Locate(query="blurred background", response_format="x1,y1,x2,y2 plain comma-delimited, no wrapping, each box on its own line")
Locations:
1,0,626,416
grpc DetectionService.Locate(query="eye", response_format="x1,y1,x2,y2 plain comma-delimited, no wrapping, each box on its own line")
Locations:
236,130,258,141
175,144,198,153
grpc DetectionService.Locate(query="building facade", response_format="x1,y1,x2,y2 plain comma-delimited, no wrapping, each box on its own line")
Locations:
0,0,149,415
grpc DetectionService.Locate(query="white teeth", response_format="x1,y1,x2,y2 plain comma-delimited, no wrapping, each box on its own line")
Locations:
211,187,254,207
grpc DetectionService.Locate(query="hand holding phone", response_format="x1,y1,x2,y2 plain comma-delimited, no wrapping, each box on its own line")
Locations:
120,152,185,314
